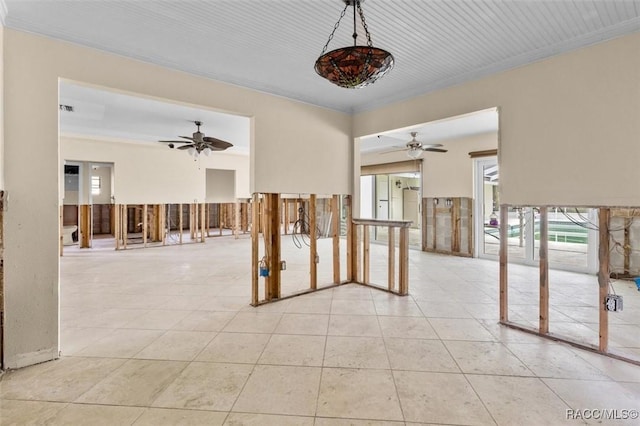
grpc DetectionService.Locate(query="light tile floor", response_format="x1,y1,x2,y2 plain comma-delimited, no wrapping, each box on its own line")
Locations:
1,236,640,425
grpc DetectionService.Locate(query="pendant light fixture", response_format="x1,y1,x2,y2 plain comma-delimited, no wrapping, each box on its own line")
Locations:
315,0,394,89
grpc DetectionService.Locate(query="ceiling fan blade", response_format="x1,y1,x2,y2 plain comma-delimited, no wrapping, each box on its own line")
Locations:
179,136,196,142
158,140,190,144
177,144,194,150
423,147,448,153
203,136,233,149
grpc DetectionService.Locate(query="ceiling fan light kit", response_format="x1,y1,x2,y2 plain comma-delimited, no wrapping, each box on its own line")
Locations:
158,121,233,158
315,0,394,89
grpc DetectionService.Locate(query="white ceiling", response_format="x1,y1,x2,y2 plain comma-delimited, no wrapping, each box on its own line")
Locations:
59,82,251,153
8,1,638,153
5,0,640,114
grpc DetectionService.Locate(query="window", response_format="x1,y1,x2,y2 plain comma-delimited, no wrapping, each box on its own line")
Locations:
91,176,101,195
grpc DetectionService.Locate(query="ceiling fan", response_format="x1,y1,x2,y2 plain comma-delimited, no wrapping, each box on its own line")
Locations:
159,121,233,157
377,131,447,159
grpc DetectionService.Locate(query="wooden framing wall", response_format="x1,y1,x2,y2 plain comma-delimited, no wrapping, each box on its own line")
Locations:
499,204,639,366
423,197,473,257
0,191,5,368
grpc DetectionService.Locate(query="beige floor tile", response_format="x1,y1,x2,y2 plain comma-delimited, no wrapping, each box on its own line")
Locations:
328,315,381,337
46,403,144,426
569,348,640,382
416,300,473,318
331,299,377,315
134,330,216,361
60,327,117,355
372,297,424,317
76,328,165,358
75,308,149,328
332,285,373,300
317,368,403,421
0,400,66,425
467,375,571,426
378,316,438,339
195,332,270,363
222,312,283,333
201,296,253,312
233,365,321,416
171,311,236,331
258,334,326,366
121,309,192,330
152,362,253,411
0,357,126,402
444,341,533,376
323,336,389,369
428,318,497,341
134,407,227,425
394,370,494,425
506,343,612,380
274,313,330,335
385,338,459,372
315,420,404,426
543,379,640,425
224,413,315,425
76,359,187,406
285,297,332,314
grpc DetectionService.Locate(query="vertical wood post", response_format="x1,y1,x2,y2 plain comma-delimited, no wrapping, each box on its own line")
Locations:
59,206,64,256
598,208,610,352
115,204,121,250
539,206,549,334
452,198,460,253
79,204,91,248
310,194,318,290
265,194,281,300
432,199,437,250
398,226,409,295
142,204,148,247
624,217,631,274
346,196,354,281
122,204,128,249
362,224,370,284
178,203,183,244
251,194,260,305
354,225,361,283
219,204,224,236
499,205,508,322
198,203,204,242
206,204,210,237
332,195,340,284
468,199,474,256
234,200,240,239
161,204,166,245
284,199,289,235
388,226,395,291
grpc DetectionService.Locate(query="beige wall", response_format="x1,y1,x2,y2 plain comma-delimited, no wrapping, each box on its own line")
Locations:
354,32,640,207
0,24,3,190
2,28,351,368
62,137,250,204
206,169,236,203
91,165,112,205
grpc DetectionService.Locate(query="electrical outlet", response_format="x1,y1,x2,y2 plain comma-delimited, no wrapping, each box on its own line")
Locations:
315,254,320,264
605,294,623,312
280,260,287,271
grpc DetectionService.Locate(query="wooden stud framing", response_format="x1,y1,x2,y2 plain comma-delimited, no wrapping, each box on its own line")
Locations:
79,204,91,248
346,196,354,281
234,201,240,239
178,203,183,244
161,204,167,245
362,224,370,284
284,199,289,235
598,207,610,352
451,198,461,252
251,194,260,306
309,194,318,290
332,195,340,283
122,204,128,249
219,204,224,236
142,204,148,247
200,203,206,243
398,226,409,295
265,194,281,300
59,206,64,256
539,206,549,334
432,199,437,250
624,217,631,274
499,205,508,322
388,226,395,291
115,204,121,250
468,199,474,256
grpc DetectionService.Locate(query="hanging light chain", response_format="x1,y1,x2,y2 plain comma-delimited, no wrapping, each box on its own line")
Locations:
320,3,349,55
357,1,374,47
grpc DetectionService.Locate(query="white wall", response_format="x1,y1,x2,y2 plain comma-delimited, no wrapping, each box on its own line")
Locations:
2,28,351,368
206,169,236,203
354,32,640,207
91,165,112,204
62,137,250,204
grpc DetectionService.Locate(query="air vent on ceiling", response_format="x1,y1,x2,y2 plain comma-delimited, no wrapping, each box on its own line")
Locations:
59,104,74,112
